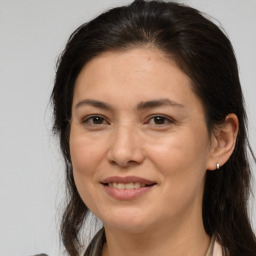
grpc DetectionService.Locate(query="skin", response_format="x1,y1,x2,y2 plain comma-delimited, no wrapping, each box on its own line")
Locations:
69,48,238,256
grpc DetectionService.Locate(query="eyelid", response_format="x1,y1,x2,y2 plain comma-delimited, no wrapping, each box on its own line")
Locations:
145,114,175,125
82,114,109,125
80,114,175,127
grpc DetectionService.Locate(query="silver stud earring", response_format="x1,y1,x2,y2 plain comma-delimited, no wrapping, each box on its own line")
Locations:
216,163,220,169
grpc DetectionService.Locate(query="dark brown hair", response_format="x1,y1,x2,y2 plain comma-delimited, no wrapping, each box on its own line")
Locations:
51,1,256,255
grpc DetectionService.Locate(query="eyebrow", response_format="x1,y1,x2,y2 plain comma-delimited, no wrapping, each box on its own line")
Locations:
75,98,184,111
137,98,184,110
75,99,113,110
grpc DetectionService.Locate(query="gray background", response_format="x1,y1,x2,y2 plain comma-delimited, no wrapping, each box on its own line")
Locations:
0,0,255,255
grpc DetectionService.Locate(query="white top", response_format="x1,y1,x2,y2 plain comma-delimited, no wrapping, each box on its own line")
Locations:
206,235,224,256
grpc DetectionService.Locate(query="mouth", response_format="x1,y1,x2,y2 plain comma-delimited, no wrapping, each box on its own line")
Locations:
103,182,155,189
101,176,156,199
101,176,156,188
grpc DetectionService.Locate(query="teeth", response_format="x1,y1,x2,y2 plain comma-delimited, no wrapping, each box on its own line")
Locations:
108,182,146,189
134,182,140,189
117,183,125,189
125,183,134,189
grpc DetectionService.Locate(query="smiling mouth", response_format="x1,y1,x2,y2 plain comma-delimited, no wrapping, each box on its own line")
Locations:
101,176,156,200
104,182,155,189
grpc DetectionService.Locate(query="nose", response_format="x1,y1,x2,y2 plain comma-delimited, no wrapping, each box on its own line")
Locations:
107,125,145,167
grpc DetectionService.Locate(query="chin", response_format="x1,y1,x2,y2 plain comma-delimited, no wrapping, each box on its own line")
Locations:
106,221,151,234
101,208,153,233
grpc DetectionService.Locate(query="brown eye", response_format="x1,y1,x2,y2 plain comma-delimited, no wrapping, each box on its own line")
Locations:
147,115,173,125
82,115,108,126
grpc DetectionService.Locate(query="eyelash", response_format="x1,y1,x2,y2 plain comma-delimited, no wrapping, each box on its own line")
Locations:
145,115,175,126
82,115,109,126
81,114,174,128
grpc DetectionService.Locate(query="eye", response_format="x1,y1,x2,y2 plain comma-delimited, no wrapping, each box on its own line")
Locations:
82,115,108,126
146,115,174,126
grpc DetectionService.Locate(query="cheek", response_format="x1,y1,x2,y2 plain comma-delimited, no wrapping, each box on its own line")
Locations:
146,127,210,195
69,136,107,218
144,133,209,217
69,128,108,204
148,132,209,171
70,129,107,175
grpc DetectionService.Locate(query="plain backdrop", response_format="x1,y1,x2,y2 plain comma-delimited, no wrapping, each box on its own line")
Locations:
0,0,255,255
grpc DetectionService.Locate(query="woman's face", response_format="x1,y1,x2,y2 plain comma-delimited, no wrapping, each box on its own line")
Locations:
70,48,215,233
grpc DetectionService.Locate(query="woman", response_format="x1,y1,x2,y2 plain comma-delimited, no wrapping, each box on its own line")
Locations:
51,0,256,255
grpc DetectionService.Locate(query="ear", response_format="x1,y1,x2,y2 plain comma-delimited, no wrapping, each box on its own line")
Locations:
207,113,239,171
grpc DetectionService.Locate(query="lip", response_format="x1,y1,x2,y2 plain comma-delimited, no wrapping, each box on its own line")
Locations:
101,176,156,185
101,176,156,200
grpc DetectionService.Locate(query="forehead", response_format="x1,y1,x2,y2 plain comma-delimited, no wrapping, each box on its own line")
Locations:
73,47,202,113
75,48,190,90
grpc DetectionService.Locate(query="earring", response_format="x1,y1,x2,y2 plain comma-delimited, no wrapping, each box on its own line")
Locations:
216,163,220,169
